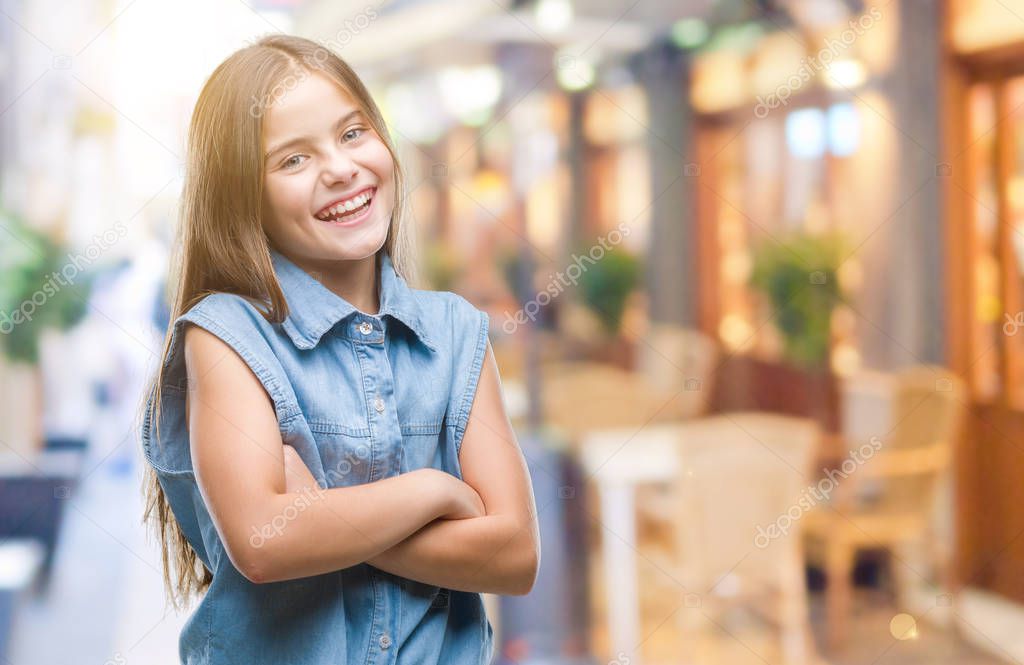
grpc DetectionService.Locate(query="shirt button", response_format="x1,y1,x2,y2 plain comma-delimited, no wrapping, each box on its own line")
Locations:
379,633,391,649
358,321,373,335
373,396,385,413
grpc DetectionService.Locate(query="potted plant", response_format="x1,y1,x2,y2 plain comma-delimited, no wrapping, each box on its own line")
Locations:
576,247,641,368
749,231,847,367
747,230,847,427
0,208,93,456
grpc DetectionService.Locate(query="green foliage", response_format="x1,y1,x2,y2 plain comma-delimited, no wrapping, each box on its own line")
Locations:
748,231,847,368
578,247,641,336
0,209,93,364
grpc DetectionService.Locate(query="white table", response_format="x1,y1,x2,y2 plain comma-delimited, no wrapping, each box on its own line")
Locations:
579,424,682,665
577,412,828,665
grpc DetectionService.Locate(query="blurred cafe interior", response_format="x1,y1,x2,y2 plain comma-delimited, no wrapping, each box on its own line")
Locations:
5,0,1024,663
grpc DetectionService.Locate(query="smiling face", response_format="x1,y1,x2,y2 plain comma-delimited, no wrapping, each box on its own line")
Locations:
261,71,395,268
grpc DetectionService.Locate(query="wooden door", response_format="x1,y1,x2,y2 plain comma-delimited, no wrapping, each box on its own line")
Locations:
949,57,1024,603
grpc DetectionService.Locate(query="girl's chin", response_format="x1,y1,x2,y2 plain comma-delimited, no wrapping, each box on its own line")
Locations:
308,212,387,248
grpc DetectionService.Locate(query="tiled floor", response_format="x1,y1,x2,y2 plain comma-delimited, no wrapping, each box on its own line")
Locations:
587,596,1005,665
587,554,1007,665
811,594,1003,665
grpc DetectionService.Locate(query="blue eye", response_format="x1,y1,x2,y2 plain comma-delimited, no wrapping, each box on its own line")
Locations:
342,127,365,142
282,154,307,170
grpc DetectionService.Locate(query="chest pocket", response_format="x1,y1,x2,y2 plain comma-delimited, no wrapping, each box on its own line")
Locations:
309,420,373,488
398,420,445,475
393,366,450,475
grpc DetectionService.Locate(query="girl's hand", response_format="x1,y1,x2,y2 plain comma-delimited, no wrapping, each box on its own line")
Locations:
438,472,486,520
282,445,320,494
283,450,483,519
410,468,484,520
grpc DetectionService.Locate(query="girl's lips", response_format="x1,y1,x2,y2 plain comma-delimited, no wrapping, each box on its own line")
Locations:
314,186,376,219
317,192,374,227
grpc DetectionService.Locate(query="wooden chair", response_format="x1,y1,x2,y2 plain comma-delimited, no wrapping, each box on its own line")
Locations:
649,413,821,665
578,413,820,664
538,362,686,446
802,365,966,649
535,325,718,444
682,413,819,664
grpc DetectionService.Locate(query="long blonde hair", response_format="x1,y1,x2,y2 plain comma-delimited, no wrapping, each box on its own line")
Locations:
138,34,419,608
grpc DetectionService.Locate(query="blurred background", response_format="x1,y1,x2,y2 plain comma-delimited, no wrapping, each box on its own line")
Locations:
1,0,1023,663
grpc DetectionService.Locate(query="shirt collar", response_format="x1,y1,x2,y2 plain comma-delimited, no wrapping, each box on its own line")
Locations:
269,248,436,353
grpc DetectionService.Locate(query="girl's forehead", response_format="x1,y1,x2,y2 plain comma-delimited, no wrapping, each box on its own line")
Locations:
263,72,358,142
273,72,353,118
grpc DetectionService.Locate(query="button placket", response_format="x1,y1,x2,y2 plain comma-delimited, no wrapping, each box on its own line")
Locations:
355,321,399,665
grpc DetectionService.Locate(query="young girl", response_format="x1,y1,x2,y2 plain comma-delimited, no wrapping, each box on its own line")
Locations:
139,34,539,664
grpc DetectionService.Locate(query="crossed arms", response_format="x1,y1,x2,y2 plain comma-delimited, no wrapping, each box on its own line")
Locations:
184,324,540,595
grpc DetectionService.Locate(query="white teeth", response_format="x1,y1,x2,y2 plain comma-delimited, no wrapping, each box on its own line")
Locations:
316,189,374,221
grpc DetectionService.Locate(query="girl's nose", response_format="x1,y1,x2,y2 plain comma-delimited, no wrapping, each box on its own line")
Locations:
322,150,359,184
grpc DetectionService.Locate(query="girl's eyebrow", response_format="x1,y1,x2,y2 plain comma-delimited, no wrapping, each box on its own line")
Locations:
264,109,364,160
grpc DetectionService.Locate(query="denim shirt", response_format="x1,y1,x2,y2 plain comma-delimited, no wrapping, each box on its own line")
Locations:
141,248,494,665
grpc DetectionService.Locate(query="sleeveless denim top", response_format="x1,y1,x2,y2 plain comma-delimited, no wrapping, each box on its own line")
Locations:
141,248,494,665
